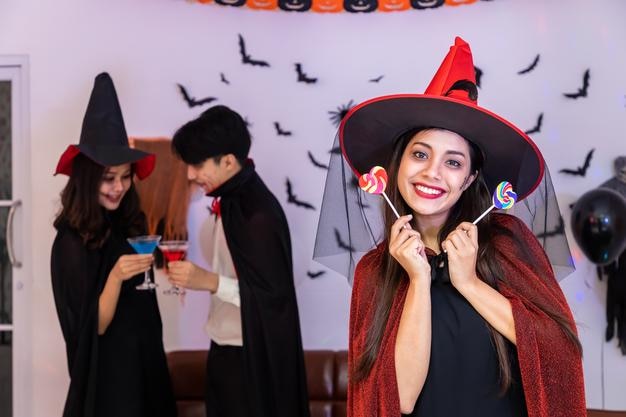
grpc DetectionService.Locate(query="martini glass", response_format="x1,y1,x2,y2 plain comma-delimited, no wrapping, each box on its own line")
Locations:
127,235,161,290
158,240,189,295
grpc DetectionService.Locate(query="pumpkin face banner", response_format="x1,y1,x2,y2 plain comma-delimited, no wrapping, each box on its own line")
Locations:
411,0,444,9
247,0,278,9
195,0,484,12
312,0,343,12
279,0,312,11
344,0,378,12
379,0,410,12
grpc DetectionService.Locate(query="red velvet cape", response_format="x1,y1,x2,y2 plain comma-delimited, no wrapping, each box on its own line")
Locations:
348,214,586,417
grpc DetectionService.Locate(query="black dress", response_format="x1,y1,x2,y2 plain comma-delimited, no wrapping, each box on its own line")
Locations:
51,221,176,417
403,254,527,417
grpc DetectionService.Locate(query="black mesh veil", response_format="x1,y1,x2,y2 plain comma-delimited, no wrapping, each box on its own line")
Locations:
313,132,575,284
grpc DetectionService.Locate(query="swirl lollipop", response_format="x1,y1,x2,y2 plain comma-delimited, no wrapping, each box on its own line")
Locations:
472,181,518,225
358,166,401,219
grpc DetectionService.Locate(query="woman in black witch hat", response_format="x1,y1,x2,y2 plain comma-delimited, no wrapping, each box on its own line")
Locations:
315,38,586,417
50,73,176,417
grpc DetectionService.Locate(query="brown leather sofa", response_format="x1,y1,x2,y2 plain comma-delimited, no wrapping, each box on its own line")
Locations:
167,350,347,417
167,350,625,417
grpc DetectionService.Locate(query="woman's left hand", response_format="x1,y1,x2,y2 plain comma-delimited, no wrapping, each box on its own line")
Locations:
442,222,480,291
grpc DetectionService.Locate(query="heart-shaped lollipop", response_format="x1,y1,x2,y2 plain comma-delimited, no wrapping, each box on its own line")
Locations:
359,166,388,194
358,166,401,219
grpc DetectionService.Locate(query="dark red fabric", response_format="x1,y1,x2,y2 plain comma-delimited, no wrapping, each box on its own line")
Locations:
54,144,155,180
348,213,586,417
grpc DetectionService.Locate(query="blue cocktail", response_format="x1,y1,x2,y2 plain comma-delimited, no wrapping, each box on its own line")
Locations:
127,235,161,290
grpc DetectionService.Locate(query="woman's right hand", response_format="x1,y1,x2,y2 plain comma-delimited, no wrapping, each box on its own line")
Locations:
108,254,154,283
389,215,431,282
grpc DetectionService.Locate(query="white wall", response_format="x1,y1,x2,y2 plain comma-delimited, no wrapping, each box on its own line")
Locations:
2,0,626,414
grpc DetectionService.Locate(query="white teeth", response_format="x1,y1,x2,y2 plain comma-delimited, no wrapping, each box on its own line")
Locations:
415,185,443,195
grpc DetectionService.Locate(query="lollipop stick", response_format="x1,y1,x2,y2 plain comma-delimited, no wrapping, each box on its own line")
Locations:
382,192,401,219
472,204,495,225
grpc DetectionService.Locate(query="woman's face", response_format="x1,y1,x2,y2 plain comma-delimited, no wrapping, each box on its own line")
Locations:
98,163,132,211
397,129,475,224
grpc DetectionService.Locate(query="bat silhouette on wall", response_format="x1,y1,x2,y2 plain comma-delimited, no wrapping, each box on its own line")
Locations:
295,63,317,84
329,100,355,127
563,69,590,99
535,216,565,239
274,122,292,136
220,73,230,85
307,270,326,279
286,178,316,210
369,75,384,83
474,66,483,88
524,113,543,135
177,84,217,108
559,148,594,176
329,146,342,155
238,34,270,67
518,54,540,75
307,151,329,170
334,228,355,252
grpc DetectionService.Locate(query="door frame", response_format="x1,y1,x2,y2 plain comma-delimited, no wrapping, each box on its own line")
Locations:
0,55,33,417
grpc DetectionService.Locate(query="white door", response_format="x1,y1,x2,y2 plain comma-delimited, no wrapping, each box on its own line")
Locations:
0,58,32,417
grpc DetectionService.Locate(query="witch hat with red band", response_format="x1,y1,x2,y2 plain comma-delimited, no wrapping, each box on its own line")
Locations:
54,72,155,180
339,36,544,201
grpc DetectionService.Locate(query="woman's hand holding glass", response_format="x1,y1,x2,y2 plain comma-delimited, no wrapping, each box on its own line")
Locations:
108,254,154,283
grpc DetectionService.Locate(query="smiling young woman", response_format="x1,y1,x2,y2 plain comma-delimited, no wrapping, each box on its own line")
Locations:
315,37,586,417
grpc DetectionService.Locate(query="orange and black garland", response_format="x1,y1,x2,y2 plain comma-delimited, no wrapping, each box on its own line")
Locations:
193,0,486,13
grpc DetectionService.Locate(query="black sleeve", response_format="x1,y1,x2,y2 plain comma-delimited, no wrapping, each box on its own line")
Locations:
50,229,99,371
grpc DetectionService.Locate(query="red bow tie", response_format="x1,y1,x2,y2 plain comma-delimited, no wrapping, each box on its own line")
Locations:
210,198,221,218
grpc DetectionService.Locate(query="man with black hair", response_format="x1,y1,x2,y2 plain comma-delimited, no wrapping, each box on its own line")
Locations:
167,105,310,417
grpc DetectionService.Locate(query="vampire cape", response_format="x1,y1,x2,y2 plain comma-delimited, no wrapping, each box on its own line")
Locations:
50,220,175,417
348,214,586,417
209,161,310,417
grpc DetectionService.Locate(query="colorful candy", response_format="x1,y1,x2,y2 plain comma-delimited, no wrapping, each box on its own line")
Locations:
359,166,388,194
493,181,517,209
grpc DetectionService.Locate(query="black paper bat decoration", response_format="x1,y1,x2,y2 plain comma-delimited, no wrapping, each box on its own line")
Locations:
307,151,329,170
238,34,270,67
220,73,230,85
518,54,540,75
563,69,590,99
307,270,326,279
329,146,342,155
474,66,483,88
369,75,384,83
295,63,317,84
274,122,292,136
176,84,217,108
524,113,543,135
334,227,355,252
286,178,316,210
535,216,565,239
329,100,355,127
559,148,594,176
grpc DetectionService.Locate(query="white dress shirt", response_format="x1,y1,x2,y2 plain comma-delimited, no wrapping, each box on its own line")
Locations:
204,217,243,346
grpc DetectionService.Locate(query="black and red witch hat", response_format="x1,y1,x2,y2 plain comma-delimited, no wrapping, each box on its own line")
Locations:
340,37,544,201
54,72,155,179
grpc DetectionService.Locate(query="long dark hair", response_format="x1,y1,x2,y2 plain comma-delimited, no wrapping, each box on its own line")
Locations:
354,128,582,392
53,154,145,248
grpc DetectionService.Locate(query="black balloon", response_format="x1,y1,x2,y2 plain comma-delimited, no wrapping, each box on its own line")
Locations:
571,187,626,265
